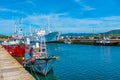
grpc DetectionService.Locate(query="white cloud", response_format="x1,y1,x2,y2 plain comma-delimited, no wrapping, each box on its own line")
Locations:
1,14,120,35
25,0,36,6
74,0,95,11
0,19,15,35
23,14,120,33
82,6,95,11
0,7,26,15
100,16,120,21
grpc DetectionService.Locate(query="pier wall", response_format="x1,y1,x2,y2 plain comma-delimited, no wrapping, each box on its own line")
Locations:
0,45,35,80
59,39,120,45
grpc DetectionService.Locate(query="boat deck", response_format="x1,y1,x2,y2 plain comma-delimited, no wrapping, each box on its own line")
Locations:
0,45,35,80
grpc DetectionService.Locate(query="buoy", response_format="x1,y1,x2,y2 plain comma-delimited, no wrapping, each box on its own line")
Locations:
22,57,25,61
31,58,35,62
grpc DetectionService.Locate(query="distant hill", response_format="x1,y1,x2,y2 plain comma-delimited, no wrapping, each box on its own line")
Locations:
104,29,120,34
0,34,7,36
62,29,120,37
0,34,8,39
62,33,93,36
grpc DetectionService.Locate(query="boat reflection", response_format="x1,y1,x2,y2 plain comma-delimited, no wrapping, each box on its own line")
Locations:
26,68,59,80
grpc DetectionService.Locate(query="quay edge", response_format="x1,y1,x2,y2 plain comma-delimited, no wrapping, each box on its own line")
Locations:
59,39,120,45
0,45,35,80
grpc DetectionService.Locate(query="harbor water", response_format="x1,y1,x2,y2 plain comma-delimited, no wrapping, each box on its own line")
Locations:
28,43,120,80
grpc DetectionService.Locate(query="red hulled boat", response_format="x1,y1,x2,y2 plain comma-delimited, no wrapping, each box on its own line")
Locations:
2,35,26,57
2,22,27,57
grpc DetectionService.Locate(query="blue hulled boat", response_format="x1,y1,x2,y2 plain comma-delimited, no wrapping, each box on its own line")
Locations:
23,31,58,76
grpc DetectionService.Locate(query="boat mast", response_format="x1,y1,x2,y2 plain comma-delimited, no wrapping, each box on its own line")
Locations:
47,16,51,33
43,34,47,56
14,22,17,36
18,18,23,37
29,24,32,35
40,31,47,56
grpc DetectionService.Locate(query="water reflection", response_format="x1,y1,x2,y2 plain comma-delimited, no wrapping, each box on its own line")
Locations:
47,43,60,51
26,68,59,80
106,46,111,64
101,46,111,64
47,43,61,56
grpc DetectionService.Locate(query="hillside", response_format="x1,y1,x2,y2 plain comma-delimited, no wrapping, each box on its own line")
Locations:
62,29,120,37
0,34,8,39
62,33,93,36
104,29,120,34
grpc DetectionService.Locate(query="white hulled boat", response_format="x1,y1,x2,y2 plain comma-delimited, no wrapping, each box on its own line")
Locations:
25,29,60,43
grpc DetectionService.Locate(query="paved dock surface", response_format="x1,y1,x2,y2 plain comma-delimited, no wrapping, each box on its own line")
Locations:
0,45,35,80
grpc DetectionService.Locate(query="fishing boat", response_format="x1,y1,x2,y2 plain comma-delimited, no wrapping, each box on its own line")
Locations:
23,31,58,76
64,38,72,44
24,29,60,43
24,18,60,43
2,23,26,57
94,40,118,46
2,36,26,57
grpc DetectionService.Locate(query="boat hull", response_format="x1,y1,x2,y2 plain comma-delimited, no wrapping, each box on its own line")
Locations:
2,44,26,57
94,42,118,46
25,32,60,43
23,57,56,76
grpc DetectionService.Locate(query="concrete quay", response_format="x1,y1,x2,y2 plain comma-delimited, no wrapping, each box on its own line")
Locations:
0,45,35,80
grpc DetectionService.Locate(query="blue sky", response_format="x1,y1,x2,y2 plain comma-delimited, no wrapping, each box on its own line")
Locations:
0,0,120,35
